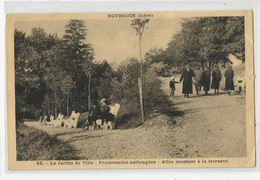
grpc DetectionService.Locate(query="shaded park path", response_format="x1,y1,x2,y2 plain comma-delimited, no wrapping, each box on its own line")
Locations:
25,76,246,159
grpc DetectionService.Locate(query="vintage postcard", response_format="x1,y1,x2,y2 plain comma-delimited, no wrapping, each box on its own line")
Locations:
6,10,255,169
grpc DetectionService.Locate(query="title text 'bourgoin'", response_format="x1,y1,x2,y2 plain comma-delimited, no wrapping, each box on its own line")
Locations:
107,13,153,18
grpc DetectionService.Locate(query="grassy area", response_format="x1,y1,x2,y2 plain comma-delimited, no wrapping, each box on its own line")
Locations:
16,123,81,161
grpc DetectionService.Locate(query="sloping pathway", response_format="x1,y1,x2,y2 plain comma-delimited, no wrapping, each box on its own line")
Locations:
25,76,246,159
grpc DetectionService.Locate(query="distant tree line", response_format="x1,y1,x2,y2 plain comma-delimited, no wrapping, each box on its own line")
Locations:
144,16,245,72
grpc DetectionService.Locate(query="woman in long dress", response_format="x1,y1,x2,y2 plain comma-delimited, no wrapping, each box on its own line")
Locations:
201,66,211,95
224,65,235,95
211,65,222,94
179,65,195,98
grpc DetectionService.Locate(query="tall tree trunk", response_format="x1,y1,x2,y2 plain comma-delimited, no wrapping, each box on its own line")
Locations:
139,36,143,84
139,35,145,122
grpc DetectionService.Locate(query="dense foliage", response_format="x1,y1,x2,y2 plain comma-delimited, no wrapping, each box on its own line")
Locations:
111,58,171,129
15,19,166,127
15,20,102,120
145,16,245,70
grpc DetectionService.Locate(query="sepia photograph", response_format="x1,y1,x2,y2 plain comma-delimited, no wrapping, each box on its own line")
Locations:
6,10,255,169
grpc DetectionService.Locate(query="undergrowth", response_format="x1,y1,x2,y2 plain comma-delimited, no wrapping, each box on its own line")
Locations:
16,123,81,161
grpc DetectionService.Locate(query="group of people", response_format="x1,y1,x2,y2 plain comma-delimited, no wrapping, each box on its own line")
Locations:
169,64,235,98
84,98,115,128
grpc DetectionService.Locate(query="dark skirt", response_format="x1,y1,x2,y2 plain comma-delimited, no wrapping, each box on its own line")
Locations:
182,81,193,94
225,79,234,90
211,78,220,89
203,81,210,91
201,70,211,91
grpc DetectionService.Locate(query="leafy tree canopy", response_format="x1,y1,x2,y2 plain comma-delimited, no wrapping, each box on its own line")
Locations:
146,16,245,70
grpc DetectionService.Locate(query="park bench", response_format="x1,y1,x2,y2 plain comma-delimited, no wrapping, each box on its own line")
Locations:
64,111,81,128
61,111,76,126
52,113,64,127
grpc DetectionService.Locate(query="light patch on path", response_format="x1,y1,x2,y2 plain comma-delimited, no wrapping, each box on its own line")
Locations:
160,76,246,158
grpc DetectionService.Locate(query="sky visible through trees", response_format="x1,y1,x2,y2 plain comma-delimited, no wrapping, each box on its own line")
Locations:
15,18,181,64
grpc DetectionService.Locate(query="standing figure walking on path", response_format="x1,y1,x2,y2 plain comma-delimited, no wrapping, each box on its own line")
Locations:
179,64,195,98
224,65,235,95
169,76,179,97
201,66,211,95
193,64,202,96
211,64,222,94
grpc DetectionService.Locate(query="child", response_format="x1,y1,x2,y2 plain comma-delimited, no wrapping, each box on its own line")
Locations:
169,77,179,97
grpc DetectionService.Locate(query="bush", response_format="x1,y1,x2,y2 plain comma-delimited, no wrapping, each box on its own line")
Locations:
151,62,169,76
16,123,81,160
112,58,172,129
